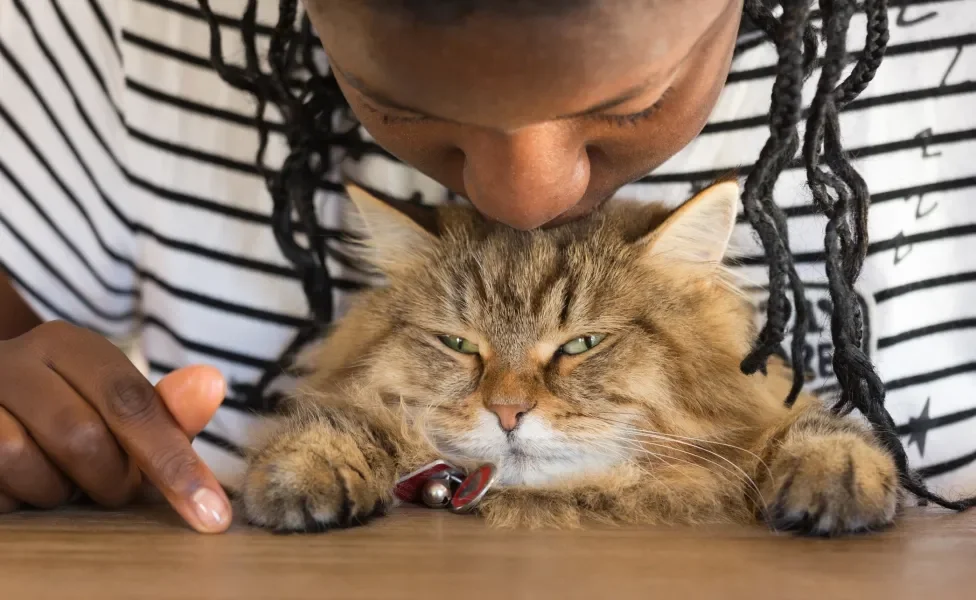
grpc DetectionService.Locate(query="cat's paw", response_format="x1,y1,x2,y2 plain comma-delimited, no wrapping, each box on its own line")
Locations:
762,432,898,536
478,488,585,529
240,430,392,533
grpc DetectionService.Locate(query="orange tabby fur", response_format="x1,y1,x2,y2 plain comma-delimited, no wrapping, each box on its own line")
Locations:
240,182,899,535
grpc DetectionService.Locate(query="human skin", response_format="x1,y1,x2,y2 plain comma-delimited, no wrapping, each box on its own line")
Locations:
305,0,742,229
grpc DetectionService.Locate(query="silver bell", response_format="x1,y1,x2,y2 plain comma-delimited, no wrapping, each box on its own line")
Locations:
421,478,452,508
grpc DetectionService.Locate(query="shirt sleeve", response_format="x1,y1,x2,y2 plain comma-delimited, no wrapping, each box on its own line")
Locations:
0,0,138,340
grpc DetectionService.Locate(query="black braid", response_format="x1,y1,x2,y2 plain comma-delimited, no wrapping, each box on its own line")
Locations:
199,0,367,328
738,0,813,412
198,0,370,409
199,0,975,511
741,0,975,511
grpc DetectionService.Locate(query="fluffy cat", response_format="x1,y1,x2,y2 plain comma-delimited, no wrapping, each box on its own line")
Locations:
240,182,899,536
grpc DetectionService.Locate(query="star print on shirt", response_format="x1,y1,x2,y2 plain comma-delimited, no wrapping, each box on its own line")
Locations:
904,398,932,457
896,399,976,459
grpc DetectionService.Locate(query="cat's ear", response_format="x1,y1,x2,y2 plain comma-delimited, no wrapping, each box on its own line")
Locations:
345,184,439,274
640,181,739,266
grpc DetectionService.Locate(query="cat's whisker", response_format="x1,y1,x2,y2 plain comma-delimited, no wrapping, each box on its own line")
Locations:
593,414,757,455
585,439,637,465
617,439,767,512
585,440,668,486
588,414,773,484
609,438,718,477
615,424,772,482
587,439,688,489
608,435,766,509
613,430,767,508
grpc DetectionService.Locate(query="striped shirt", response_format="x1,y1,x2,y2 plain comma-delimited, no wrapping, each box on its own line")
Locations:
1,0,974,494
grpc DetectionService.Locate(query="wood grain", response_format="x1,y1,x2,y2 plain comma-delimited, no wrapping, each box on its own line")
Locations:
1,506,973,599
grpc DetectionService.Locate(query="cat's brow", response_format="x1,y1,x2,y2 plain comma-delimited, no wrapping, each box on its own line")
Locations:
529,247,570,318
559,272,576,327
466,258,490,304
633,318,658,338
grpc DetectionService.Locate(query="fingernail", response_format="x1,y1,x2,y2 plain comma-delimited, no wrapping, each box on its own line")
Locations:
210,375,226,401
191,487,230,532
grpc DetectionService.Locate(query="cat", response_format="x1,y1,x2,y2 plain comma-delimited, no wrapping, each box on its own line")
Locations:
240,182,899,535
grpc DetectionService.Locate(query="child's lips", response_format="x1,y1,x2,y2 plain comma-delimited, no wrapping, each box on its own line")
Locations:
541,190,614,228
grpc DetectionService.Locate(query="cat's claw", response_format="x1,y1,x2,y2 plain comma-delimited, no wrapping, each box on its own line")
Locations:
261,496,384,535
762,434,898,537
240,443,392,534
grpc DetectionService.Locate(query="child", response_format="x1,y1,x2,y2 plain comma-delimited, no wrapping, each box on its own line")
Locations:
0,0,973,532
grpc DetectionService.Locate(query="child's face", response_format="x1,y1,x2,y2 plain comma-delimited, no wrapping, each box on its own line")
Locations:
305,0,742,229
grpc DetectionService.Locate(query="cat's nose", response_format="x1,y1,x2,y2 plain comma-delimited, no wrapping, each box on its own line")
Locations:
487,403,533,432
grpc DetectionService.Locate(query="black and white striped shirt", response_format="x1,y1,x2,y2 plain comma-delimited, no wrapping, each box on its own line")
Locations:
2,0,974,493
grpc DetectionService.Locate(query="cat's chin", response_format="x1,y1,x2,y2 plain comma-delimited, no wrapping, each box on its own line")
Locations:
493,454,618,487
432,412,625,488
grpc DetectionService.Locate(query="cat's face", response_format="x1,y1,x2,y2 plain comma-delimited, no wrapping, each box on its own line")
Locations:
344,183,753,486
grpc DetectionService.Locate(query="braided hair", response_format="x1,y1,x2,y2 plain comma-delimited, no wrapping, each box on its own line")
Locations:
198,0,976,511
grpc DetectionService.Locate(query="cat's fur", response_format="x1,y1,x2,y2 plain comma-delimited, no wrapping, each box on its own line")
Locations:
241,183,899,535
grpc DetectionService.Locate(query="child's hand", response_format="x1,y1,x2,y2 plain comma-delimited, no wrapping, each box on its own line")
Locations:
0,321,232,533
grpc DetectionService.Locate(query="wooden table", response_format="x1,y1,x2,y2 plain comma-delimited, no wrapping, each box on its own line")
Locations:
0,506,974,599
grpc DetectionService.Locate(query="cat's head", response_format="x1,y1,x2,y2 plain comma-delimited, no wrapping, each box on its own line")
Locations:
330,183,762,486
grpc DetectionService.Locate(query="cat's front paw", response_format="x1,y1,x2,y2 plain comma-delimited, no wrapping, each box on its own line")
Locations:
240,430,392,533
762,432,899,536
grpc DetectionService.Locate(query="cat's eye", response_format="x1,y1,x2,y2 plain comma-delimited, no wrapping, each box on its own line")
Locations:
438,335,480,354
559,334,607,356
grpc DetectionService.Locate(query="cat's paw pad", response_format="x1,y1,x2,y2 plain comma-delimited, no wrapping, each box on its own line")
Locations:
240,442,389,534
763,433,898,536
